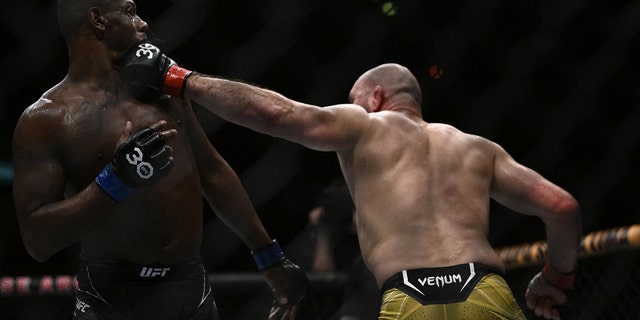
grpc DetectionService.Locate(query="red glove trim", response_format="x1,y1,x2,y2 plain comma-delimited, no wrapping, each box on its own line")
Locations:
164,65,192,97
542,262,576,289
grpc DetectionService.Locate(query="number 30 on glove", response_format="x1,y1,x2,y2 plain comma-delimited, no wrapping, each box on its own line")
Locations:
95,125,174,202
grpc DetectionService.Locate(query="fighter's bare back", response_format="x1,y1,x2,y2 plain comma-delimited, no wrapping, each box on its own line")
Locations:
339,111,505,287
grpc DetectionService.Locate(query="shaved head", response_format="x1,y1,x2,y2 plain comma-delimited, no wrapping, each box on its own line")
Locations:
359,63,422,106
350,63,423,113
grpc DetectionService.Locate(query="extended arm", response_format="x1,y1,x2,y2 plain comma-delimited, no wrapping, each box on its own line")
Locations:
186,74,360,152
119,42,366,153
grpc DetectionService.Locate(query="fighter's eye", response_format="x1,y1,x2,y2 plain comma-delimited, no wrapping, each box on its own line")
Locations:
126,5,136,19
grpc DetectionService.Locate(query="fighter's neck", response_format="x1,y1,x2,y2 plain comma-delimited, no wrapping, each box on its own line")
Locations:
386,105,423,119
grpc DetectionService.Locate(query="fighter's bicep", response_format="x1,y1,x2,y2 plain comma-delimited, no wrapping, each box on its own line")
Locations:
490,148,561,217
12,143,67,218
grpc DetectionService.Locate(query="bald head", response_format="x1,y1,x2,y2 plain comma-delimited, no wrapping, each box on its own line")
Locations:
351,63,423,113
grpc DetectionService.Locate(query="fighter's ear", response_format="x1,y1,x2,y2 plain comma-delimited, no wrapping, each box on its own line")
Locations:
89,7,106,32
372,85,385,112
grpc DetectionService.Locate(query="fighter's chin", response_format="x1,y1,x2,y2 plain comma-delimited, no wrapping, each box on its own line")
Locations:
130,39,146,49
125,37,147,52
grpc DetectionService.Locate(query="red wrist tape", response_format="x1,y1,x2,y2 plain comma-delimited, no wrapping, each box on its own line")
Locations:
542,262,576,289
164,65,193,98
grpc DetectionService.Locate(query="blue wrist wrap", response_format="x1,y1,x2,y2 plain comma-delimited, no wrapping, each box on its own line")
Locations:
95,164,133,202
252,239,286,271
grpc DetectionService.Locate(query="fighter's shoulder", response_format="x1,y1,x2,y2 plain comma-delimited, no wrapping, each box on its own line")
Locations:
324,103,368,114
15,85,73,137
19,95,65,124
428,123,500,149
425,123,469,138
320,103,370,124
427,122,459,132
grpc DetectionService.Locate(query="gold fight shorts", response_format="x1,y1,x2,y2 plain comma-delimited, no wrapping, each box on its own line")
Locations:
379,263,526,320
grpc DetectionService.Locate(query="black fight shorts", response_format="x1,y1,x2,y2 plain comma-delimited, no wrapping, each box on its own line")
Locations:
73,255,218,320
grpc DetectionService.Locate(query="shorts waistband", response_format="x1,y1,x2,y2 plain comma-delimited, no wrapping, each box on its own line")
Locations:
380,263,503,305
78,255,203,280
381,262,502,291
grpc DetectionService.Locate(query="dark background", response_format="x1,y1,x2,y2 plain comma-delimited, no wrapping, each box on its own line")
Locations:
0,0,639,319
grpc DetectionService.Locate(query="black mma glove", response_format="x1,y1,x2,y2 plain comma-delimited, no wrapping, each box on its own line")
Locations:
95,126,173,202
120,42,193,98
252,240,309,320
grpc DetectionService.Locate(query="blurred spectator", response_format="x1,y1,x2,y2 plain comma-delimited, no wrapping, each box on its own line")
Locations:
307,178,380,320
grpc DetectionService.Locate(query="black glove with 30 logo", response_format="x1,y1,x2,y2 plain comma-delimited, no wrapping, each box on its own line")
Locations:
111,126,173,187
119,42,193,99
95,126,173,202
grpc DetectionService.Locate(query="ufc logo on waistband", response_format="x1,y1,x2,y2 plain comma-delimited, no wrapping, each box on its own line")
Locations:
139,267,171,278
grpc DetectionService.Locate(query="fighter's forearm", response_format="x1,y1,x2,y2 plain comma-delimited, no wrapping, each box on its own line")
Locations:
185,74,302,136
543,204,581,272
18,183,114,262
200,157,272,251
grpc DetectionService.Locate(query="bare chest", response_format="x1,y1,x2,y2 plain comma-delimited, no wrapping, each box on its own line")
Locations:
59,96,184,186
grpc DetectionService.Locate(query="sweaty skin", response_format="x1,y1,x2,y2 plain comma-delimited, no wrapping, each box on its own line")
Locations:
181,63,581,319
12,0,271,267
14,2,308,319
185,65,580,284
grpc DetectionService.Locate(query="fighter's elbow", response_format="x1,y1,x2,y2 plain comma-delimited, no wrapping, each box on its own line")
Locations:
558,196,580,216
24,243,54,262
30,253,52,263
549,195,581,224
20,234,54,262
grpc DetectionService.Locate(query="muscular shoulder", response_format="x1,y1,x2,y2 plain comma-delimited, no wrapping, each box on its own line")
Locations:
293,103,370,152
12,101,64,174
429,123,494,144
14,82,85,149
426,123,504,163
324,103,369,120
16,96,65,138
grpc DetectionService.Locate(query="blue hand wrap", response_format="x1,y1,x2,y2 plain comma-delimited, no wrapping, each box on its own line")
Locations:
95,164,133,202
252,239,286,271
